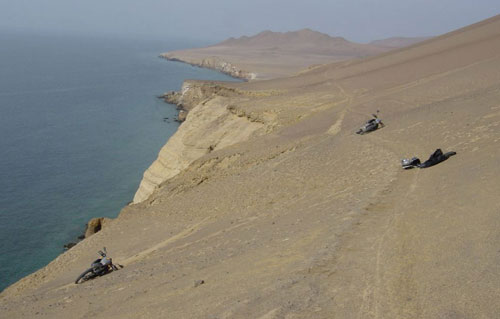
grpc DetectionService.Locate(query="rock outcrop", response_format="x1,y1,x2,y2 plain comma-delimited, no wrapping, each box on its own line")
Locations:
160,80,243,122
84,217,111,238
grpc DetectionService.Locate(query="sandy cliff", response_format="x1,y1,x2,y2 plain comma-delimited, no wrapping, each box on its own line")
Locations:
2,14,500,319
133,93,266,204
133,80,279,204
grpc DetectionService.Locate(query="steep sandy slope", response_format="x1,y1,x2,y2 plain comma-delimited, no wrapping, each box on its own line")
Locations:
369,36,433,48
1,14,500,319
161,29,425,80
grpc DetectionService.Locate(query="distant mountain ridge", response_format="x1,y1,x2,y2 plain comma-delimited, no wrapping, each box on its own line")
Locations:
218,29,350,47
215,29,429,53
212,28,383,56
161,28,431,80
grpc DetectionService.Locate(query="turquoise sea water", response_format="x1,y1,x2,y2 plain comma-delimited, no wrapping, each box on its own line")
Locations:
0,32,238,291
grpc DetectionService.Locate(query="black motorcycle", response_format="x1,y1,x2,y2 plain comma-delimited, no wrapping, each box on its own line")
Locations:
75,247,120,284
356,111,384,135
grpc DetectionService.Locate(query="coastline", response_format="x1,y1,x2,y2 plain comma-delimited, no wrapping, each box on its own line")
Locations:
66,59,248,248
132,77,263,204
0,34,199,293
0,42,243,293
67,61,248,248
160,53,257,81
157,78,244,121
0,57,268,293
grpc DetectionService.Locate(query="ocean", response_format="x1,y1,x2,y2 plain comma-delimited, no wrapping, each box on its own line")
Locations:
0,31,238,291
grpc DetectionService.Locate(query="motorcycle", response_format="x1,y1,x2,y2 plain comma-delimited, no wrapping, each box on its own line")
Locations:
356,111,384,135
75,247,120,284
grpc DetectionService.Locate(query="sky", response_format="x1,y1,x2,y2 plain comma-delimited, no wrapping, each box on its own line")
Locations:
0,0,499,43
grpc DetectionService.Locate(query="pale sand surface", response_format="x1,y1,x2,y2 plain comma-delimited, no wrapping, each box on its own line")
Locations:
1,15,500,318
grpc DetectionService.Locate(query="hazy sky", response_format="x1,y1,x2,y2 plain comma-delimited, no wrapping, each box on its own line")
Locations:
0,0,499,42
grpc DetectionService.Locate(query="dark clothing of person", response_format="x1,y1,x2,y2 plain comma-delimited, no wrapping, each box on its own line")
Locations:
417,149,456,168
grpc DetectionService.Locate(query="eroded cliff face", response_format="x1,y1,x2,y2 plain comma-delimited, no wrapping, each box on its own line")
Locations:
161,54,257,80
162,80,242,112
132,89,265,204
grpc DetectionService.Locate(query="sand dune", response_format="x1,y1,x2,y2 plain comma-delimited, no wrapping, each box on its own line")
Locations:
2,14,500,318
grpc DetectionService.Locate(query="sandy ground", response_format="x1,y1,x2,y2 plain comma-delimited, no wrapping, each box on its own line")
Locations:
1,14,500,318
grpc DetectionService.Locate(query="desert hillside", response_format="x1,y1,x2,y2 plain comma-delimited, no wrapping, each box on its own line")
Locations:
161,29,427,80
2,14,500,319
369,36,432,48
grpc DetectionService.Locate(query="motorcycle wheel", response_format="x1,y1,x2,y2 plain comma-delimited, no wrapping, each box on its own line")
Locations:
75,268,95,284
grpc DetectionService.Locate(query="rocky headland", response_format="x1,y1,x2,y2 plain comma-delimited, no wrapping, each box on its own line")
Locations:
158,80,245,120
2,15,500,318
160,55,257,81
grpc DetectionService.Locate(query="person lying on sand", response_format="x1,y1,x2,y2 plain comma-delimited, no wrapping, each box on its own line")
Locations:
401,149,456,169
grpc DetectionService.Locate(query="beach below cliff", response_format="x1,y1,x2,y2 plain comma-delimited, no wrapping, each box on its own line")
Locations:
2,15,500,318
